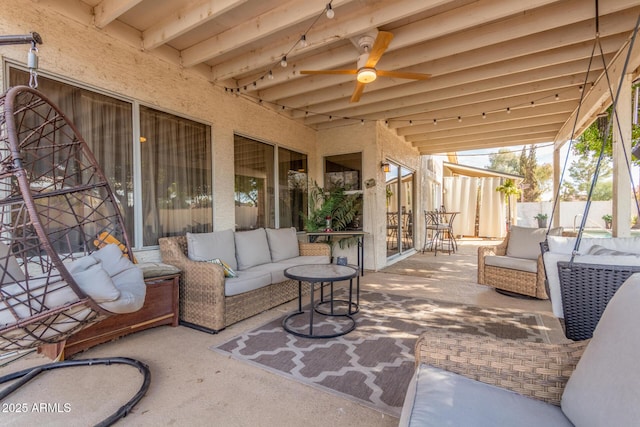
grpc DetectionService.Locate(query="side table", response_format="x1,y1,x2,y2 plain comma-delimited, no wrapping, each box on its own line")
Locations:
39,265,180,360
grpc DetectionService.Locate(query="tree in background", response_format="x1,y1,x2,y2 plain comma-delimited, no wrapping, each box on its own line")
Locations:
487,149,519,174
486,145,552,202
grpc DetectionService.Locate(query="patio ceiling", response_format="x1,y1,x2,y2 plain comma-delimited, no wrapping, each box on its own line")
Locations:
44,0,640,155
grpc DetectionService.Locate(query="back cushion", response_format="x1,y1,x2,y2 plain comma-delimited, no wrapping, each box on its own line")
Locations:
266,227,300,262
186,229,237,270
506,226,562,260
235,228,272,270
561,273,640,426
0,242,25,283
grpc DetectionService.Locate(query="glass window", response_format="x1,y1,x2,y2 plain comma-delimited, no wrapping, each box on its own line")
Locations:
8,67,212,248
140,106,212,245
323,153,363,230
278,147,307,230
9,68,134,240
234,135,275,231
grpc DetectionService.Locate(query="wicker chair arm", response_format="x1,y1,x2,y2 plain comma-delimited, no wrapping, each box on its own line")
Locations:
415,330,587,406
299,242,331,257
159,237,226,330
477,237,508,284
535,254,549,299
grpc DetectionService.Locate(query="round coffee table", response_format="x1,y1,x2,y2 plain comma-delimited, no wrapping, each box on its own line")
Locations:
283,264,358,339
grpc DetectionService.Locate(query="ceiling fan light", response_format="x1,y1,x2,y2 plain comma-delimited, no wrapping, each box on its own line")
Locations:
357,68,377,83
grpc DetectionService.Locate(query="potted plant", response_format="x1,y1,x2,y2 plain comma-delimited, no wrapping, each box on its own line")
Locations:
303,180,362,250
534,213,548,228
602,214,613,229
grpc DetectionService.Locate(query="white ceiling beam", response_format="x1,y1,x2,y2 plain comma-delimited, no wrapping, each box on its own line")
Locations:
397,102,578,136
406,114,569,142
211,0,454,81
253,1,637,101
555,33,640,146
142,0,248,50
417,133,559,154
305,72,596,127
180,0,356,67
412,124,562,147
297,57,609,123
93,0,143,29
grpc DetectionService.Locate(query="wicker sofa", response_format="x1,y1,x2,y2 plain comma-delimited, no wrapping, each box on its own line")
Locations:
159,227,330,332
399,272,640,426
477,226,562,299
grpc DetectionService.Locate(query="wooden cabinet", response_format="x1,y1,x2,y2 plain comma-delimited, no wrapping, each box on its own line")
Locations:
39,273,179,360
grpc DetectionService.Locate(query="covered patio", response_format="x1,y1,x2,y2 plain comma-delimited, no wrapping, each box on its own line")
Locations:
0,240,566,426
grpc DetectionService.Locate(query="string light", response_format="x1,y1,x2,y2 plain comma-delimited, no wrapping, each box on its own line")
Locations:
457,116,462,122
530,101,535,107
506,107,511,114
433,119,437,125
268,70,274,80
299,35,307,48
280,56,287,67
579,85,584,92
326,3,335,19
482,112,486,119
555,93,560,101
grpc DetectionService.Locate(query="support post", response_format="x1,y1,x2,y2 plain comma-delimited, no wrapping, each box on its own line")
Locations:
612,74,633,237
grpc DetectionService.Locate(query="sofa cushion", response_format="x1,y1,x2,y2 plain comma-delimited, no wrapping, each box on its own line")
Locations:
399,364,571,427
186,230,237,270
547,235,640,255
267,256,332,283
561,273,640,427
266,227,300,262
223,270,272,297
235,228,271,270
484,255,538,273
506,226,562,260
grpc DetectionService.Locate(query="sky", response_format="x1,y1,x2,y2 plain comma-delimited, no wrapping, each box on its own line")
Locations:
453,142,561,171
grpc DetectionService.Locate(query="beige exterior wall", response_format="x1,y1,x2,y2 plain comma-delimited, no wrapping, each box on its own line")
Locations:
1,0,423,269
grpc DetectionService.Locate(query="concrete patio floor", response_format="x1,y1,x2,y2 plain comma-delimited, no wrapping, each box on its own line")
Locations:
0,240,566,426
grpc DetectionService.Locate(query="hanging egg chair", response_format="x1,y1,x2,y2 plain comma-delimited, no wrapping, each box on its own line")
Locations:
0,85,149,426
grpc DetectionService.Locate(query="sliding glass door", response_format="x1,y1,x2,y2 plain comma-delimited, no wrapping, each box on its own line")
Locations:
385,162,414,257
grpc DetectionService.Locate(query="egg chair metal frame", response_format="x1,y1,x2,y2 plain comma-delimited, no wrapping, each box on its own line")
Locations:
0,84,150,426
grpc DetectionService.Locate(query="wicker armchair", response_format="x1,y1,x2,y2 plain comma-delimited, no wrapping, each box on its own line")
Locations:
477,226,563,299
477,237,547,299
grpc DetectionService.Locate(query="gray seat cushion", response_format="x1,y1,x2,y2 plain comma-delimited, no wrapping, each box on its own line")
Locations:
484,255,537,273
561,272,640,427
400,364,571,427
224,270,272,297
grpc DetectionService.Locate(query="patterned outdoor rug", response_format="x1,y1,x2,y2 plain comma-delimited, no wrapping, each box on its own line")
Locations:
212,289,550,417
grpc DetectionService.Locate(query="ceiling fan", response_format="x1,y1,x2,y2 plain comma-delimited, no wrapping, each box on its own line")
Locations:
300,31,431,103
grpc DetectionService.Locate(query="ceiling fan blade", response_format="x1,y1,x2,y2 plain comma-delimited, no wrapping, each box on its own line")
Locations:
300,69,357,75
350,81,366,103
365,31,394,68
376,70,431,80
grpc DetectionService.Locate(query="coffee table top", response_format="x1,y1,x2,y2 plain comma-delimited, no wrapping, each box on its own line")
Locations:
284,264,358,282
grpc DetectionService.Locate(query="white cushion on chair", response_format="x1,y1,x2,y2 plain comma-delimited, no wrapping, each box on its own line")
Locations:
506,226,562,260
561,273,640,427
67,254,121,303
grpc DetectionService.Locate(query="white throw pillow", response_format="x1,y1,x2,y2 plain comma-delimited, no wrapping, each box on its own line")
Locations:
561,273,640,426
506,226,562,260
265,227,300,262
235,228,271,270
66,255,121,303
186,229,237,270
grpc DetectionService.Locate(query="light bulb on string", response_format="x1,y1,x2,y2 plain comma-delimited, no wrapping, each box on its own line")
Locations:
268,70,274,80
300,35,307,48
326,3,335,19
457,116,462,122
506,107,511,114
280,56,287,67
433,119,437,125
482,112,486,119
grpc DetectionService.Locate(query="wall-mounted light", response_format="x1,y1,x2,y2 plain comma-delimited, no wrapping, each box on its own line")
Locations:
381,162,390,173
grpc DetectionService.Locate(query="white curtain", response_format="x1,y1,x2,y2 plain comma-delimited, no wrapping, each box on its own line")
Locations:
478,177,506,238
443,176,478,237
